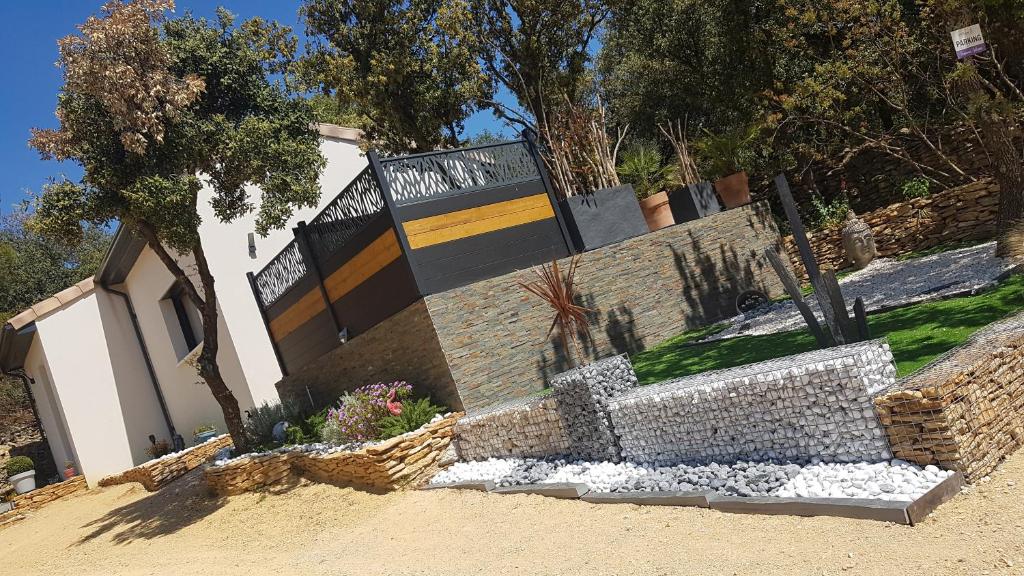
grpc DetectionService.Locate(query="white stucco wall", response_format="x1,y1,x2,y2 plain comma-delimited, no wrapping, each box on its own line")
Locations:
196,134,367,406
121,247,255,445
28,291,168,486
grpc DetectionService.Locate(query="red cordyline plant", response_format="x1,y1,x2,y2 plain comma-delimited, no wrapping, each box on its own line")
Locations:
520,255,593,367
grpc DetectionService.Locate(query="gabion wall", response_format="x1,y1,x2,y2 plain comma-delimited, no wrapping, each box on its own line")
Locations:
608,341,896,465
550,355,639,461
455,395,571,461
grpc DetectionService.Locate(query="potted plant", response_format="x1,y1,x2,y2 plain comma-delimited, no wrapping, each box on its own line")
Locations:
6,456,36,495
696,124,760,209
617,142,679,232
660,119,721,223
193,424,218,444
63,460,77,480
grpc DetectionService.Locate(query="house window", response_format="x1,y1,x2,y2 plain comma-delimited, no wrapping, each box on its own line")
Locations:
160,283,203,361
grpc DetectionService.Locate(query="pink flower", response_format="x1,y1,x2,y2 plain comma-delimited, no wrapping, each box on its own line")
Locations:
386,389,403,416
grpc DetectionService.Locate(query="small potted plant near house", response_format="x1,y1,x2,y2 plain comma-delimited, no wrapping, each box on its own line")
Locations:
63,460,77,480
193,424,218,444
696,124,760,209
7,456,36,495
617,141,679,232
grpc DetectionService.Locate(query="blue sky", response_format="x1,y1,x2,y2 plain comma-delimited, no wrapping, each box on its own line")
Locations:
0,0,509,216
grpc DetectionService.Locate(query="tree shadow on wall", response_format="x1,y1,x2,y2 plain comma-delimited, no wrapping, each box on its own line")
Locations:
533,293,645,382
671,223,773,329
73,468,302,546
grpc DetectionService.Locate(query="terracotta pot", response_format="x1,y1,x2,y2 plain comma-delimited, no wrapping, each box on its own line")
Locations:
714,171,752,209
638,191,675,231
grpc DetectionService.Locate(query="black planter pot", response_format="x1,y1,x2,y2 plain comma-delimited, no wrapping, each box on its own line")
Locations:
558,184,649,252
669,181,721,224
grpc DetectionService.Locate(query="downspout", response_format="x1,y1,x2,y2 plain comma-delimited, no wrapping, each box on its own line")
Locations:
102,285,177,442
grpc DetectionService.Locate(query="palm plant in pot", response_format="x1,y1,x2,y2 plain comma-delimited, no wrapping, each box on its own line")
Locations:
696,124,760,209
617,142,680,231
7,456,36,494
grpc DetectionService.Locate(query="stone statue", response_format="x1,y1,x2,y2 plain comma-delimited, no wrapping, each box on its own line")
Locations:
841,210,876,269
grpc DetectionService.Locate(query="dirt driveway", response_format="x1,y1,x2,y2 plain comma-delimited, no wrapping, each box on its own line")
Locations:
2,450,1023,576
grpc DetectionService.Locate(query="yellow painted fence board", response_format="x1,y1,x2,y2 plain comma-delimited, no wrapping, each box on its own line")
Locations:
403,194,555,249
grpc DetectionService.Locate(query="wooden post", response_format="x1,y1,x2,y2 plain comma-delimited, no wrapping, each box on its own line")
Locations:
368,150,425,294
821,269,858,343
765,248,833,347
247,271,289,376
293,221,344,340
524,128,576,255
854,297,870,341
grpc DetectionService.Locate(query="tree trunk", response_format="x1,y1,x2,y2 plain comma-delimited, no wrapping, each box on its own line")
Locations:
979,109,1024,258
134,221,250,454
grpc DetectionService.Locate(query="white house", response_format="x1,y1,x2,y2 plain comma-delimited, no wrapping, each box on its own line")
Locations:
0,124,366,486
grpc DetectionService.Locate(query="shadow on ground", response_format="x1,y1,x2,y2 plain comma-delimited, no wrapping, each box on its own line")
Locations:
74,468,303,546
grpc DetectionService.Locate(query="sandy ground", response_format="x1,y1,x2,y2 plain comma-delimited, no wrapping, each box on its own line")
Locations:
2,452,1023,576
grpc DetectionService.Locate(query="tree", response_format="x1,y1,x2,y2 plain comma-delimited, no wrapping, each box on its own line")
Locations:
29,0,326,453
0,206,111,323
918,0,1024,256
300,0,490,153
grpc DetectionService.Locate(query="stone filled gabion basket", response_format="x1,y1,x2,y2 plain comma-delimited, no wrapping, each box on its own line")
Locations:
550,354,639,462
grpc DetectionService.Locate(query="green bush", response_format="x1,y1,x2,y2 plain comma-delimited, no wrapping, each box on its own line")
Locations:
244,400,304,446
376,397,445,440
900,177,930,199
6,456,34,476
810,193,850,230
285,425,307,445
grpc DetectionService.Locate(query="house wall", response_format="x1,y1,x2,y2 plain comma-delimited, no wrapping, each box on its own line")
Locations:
122,247,254,444
197,134,368,407
29,292,167,486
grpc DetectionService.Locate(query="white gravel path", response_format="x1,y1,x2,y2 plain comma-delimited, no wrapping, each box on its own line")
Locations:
709,241,1016,341
430,457,954,501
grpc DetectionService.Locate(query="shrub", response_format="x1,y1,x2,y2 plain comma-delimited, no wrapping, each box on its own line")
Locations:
6,456,33,476
900,177,930,199
376,397,445,440
324,382,412,443
810,193,850,230
285,425,307,445
321,416,345,445
244,400,304,446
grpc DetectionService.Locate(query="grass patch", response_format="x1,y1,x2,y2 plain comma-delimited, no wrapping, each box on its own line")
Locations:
633,274,1024,384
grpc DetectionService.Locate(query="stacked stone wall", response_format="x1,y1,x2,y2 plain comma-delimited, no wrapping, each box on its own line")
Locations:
427,202,788,411
784,179,999,280
99,435,232,491
0,476,87,528
874,314,1024,482
204,414,461,496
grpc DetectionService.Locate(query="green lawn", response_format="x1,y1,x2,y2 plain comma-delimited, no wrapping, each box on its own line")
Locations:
632,274,1024,384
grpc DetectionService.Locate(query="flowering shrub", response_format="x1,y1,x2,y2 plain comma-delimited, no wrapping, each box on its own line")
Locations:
325,382,412,443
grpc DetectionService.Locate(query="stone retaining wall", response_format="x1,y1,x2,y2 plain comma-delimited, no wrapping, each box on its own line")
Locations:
784,179,999,280
427,202,788,411
0,476,88,528
99,435,232,491
609,342,895,465
204,414,461,496
874,314,1024,482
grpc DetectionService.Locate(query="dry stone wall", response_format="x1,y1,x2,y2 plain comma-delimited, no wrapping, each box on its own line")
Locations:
784,179,999,280
874,313,1024,482
0,476,87,529
609,342,895,465
99,435,232,491
204,414,461,496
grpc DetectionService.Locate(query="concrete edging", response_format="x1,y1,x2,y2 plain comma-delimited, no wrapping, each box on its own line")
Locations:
423,472,963,525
